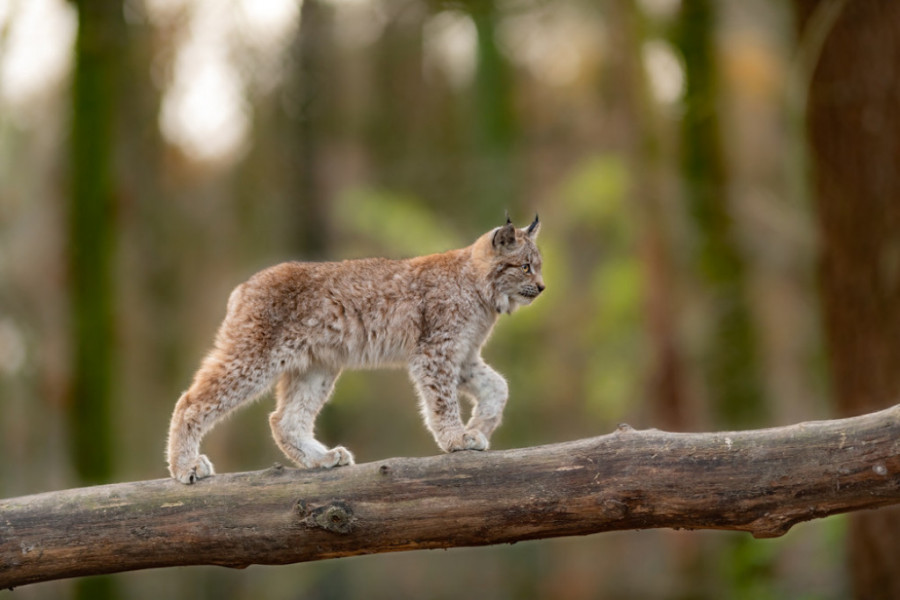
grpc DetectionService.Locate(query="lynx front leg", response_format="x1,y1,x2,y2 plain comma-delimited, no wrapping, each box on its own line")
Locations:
409,352,488,453
269,368,354,469
459,357,509,439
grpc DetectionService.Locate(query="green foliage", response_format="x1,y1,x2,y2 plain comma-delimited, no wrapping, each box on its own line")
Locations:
561,154,631,231
584,256,644,421
336,186,463,257
718,535,781,600
566,155,644,423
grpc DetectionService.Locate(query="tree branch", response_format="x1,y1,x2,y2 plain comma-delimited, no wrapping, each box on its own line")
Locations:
3,405,900,589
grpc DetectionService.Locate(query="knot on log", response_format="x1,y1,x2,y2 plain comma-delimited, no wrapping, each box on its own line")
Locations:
747,512,799,539
598,496,629,519
307,501,355,534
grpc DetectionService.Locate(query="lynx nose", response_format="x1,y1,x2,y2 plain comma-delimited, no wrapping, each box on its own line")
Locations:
537,283,545,293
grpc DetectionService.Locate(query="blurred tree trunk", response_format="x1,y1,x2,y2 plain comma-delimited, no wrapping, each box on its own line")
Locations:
67,0,124,598
609,6,703,595
794,1,900,597
68,0,121,493
610,0,687,431
674,0,764,427
287,0,331,258
466,0,517,222
370,5,424,191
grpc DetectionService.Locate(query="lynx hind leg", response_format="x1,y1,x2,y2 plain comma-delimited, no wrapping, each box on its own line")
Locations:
269,368,354,469
167,395,216,484
460,358,509,440
167,353,274,484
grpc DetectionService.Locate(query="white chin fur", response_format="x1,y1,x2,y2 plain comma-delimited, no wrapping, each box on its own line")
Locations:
496,295,514,315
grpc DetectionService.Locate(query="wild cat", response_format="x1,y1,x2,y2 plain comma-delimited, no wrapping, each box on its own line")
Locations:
166,216,544,483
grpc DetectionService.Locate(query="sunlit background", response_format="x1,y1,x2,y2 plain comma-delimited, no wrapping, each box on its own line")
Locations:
2,0,896,597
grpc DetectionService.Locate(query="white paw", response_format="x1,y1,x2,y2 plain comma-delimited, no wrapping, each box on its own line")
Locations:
310,446,355,468
171,454,215,484
330,446,355,467
446,429,489,452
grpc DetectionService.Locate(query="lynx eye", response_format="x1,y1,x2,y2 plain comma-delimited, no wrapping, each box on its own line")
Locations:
522,264,531,273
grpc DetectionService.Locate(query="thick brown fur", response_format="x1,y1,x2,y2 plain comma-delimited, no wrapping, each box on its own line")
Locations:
166,217,544,483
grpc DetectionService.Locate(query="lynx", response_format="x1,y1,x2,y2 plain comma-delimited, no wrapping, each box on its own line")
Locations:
166,216,544,483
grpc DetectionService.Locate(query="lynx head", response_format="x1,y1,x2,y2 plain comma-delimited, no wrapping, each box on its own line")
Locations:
475,214,545,315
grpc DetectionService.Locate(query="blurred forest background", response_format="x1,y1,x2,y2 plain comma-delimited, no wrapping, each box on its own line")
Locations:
2,0,899,598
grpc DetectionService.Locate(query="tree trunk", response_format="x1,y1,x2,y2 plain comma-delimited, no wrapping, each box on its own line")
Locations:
3,405,900,589
610,0,688,430
286,0,331,259
794,1,900,597
67,2,125,598
68,0,123,487
466,0,517,222
674,0,765,427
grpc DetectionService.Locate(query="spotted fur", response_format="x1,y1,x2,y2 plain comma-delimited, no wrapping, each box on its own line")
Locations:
166,217,545,483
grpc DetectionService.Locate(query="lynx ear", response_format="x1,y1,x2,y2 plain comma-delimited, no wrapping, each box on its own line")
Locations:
492,221,517,250
525,213,540,239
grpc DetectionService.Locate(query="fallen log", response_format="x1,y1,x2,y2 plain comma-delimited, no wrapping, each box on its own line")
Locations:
3,404,900,589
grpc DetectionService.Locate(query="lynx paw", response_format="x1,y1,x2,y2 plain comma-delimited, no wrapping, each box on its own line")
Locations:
314,446,355,468
170,454,215,484
446,429,489,452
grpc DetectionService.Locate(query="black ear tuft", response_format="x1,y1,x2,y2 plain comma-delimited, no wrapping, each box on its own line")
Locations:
525,213,541,239
505,211,512,226
492,222,517,249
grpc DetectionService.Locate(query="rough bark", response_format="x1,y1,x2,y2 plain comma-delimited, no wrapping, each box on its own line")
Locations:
3,405,900,589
